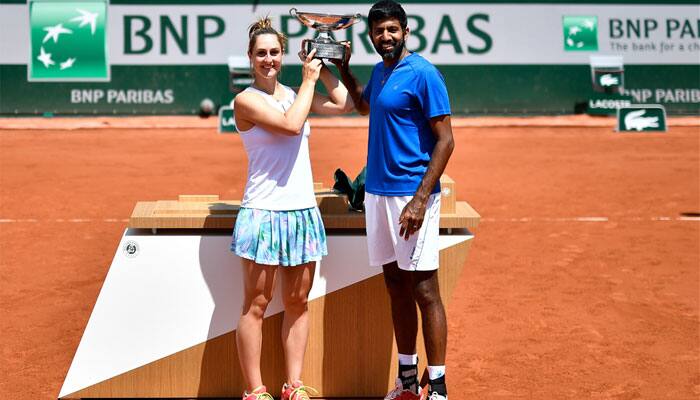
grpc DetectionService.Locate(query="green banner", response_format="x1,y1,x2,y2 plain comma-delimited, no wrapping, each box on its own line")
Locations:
1,64,699,115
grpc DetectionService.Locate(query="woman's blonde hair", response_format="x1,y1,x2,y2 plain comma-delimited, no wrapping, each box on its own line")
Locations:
248,16,287,54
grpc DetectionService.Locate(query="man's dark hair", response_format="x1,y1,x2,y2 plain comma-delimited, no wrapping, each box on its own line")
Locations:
368,0,407,30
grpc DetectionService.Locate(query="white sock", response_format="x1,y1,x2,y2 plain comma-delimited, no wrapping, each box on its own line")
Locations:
398,353,418,365
427,365,445,380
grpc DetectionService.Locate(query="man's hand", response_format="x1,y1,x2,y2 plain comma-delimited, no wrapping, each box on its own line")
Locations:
333,41,369,115
330,41,351,70
403,115,454,238
398,195,428,240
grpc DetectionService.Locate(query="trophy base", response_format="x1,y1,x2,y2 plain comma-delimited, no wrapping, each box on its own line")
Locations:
303,40,346,61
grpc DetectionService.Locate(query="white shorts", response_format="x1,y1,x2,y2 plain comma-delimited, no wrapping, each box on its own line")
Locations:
365,192,441,271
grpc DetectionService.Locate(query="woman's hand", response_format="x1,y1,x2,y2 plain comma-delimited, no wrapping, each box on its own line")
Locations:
301,48,322,83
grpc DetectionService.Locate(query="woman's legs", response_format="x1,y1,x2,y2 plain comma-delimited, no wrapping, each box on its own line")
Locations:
280,261,316,384
237,258,278,391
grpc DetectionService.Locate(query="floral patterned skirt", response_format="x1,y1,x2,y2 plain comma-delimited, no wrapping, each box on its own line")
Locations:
231,206,328,266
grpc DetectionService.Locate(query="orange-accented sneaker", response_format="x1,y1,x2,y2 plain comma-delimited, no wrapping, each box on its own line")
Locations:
281,380,318,400
385,377,423,400
418,385,429,400
242,385,274,400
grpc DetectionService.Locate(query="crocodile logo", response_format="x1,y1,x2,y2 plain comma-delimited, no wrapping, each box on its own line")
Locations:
599,74,619,87
624,110,659,131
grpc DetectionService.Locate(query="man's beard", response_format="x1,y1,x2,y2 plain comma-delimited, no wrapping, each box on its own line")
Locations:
375,38,405,61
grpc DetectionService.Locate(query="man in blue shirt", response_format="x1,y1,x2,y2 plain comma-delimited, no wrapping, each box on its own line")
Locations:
336,1,455,399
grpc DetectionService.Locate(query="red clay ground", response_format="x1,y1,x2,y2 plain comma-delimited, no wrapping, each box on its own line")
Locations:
1,119,698,399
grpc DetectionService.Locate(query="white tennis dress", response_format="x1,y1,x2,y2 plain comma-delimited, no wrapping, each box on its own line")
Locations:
235,84,316,211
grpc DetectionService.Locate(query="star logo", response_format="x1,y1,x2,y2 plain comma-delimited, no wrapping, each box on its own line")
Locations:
562,16,598,52
37,47,54,68
60,58,77,70
43,23,73,44
70,9,99,35
568,26,581,36
29,1,109,81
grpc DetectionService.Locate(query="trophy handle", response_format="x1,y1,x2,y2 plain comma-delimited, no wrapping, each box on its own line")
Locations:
301,39,313,56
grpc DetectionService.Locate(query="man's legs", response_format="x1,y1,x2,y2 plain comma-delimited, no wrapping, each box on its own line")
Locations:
383,261,420,396
371,193,447,397
412,271,448,397
383,263,448,397
383,261,418,355
411,270,447,366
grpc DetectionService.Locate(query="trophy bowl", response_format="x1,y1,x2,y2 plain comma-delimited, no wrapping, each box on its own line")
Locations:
290,8,361,61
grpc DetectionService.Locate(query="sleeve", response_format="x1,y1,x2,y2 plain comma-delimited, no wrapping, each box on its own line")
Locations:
417,65,451,119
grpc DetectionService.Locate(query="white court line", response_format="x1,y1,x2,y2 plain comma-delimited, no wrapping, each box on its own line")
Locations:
0,218,129,223
480,217,611,222
480,216,698,223
552,217,609,222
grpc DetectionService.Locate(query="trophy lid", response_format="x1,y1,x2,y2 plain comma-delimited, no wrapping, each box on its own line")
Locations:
289,8,361,31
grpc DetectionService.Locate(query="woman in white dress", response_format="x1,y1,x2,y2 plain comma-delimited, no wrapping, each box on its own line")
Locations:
231,17,353,400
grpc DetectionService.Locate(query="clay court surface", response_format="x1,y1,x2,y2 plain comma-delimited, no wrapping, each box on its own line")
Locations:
1,116,698,399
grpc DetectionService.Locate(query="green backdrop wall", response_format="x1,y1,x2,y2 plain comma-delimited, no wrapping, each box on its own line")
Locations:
1,0,698,115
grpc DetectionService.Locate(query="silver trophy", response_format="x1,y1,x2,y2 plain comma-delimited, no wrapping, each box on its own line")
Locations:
289,8,361,61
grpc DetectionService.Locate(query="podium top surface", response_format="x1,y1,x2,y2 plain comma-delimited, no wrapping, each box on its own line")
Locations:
128,193,480,231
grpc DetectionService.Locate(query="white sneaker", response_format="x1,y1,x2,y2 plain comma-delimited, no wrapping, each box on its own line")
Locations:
427,392,447,400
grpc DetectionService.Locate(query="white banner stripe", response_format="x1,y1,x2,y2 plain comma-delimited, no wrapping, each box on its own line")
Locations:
2,4,699,65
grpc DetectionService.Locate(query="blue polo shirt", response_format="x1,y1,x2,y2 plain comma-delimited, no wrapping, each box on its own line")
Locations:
362,53,451,196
